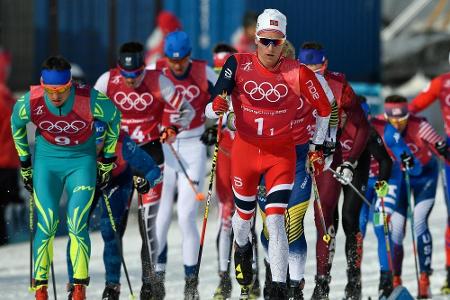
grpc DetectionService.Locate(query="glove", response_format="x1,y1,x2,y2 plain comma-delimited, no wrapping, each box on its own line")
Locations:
160,126,178,144
307,144,325,176
133,176,150,194
97,157,116,190
172,101,195,128
200,125,218,146
147,166,162,188
20,159,33,193
435,141,449,159
322,140,336,157
400,152,414,170
334,161,356,185
226,111,236,131
212,94,229,115
375,180,389,198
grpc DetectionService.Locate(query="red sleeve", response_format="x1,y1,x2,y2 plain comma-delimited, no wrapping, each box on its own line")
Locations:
409,76,442,113
299,65,331,117
341,82,370,163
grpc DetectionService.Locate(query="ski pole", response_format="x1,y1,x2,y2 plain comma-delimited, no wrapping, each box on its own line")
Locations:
102,187,136,300
379,196,394,273
167,143,205,201
311,174,331,244
196,100,225,278
50,262,57,300
328,168,372,207
29,193,34,292
404,167,420,290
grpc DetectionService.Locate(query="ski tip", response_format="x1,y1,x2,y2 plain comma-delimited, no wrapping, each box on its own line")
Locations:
129,294,137,300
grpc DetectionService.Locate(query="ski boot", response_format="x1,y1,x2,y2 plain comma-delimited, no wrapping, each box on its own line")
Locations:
417,272,431,299
184,275,200,300
72,285,86,300
392,275,402,288
263,259,272,300
213,271,232,299
102,283,120,300
378,271,393,299
441,266,450,295
344,268,361,300
234,242,254,294
311,275,330,300
249,277,261,299
269,282,288,299
35,285,48,300
287,279,305,300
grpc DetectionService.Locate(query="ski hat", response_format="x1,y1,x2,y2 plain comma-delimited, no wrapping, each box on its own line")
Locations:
298,48,326,65
157,11,182,33
256,9,287,37
164,31,192,59
118,51,144,71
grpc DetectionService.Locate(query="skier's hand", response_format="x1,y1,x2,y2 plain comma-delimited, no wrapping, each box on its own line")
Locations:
375,180,389,198
435,141,449,159
226,112,236,131
133,176,150,194
400,152,414,170
212,93,229,115
160,126,178,144
322,140,336,158
173,101,195,128
334,161,356,185
97,157,116,190
200,125,218,146
147,166,162,188
20,159,33,193
307,144,325,176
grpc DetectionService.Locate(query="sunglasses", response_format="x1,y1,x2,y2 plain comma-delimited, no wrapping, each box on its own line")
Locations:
41,80,72,94
119,67,144,79
386,114,409,126
256,35,285,47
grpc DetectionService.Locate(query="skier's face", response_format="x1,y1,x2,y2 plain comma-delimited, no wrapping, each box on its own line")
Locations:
305,60,328,75
121,69,145,89
167,55,190,77
387,115,409,133
255,31,285,69
42,81,72,107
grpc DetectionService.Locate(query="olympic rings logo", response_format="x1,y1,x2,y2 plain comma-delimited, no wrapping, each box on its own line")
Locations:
114,92,153,111
243,81,288,102
175,85,200,102
39,120,87,134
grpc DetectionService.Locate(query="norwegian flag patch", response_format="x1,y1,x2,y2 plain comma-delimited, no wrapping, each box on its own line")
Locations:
270,20,278,26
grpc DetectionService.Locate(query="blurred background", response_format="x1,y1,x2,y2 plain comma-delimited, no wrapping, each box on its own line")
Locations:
0,0,449,244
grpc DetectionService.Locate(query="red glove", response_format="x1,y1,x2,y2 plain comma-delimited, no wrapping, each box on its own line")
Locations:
212,94,229,115
160,126,178,144
307,147,325,176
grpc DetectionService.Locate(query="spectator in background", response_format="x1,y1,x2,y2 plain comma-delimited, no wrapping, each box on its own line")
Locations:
0,48,21,246
231,10,257,53
145,10,182,65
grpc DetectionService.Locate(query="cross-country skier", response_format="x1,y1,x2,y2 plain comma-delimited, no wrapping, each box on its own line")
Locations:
295,42,369,299
149,30,218,299
10,56,121,300
385,95,446,298
408,58,450,293
94,41,194,299
208,9,332,298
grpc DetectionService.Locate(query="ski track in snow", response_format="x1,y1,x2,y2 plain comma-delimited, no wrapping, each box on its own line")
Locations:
0,175,448,299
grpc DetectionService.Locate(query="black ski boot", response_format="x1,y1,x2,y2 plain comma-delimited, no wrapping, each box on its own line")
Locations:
263,259,272,300
102,283,120,300
344,268,361,300
184,275,200,300
287,279,304,300
140,282,153,300
213,271,232,299
269,282,288,299
234,242,254,287
311,275,330,300
378,271,393,299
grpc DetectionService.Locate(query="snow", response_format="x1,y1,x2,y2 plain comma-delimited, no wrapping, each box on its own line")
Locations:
0,175,448,299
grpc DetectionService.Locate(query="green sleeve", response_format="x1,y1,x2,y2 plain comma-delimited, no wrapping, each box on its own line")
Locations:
91,89,121,158
10,92,31,162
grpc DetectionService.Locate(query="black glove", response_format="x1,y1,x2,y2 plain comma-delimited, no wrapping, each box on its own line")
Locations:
400,152,414,170
133,176,150,194
435,141,449,159
322,140,336,157
97,156,116,190
20,159,33,193
200,125,218,146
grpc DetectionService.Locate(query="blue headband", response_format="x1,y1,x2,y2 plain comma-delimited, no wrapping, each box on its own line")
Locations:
41,69,71,85
298,48,326,65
